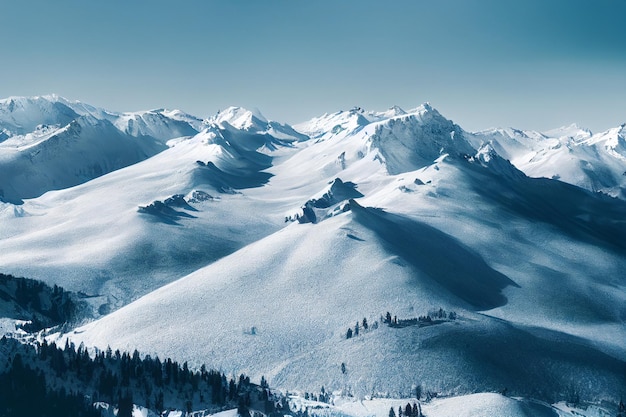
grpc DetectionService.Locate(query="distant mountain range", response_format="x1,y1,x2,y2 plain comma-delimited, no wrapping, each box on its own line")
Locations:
0,95,624,407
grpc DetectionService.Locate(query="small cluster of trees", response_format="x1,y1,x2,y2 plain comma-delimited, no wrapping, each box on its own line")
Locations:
346,317,379,339
346,309,459,339
383,309,457,328
303,386,331,403
389,402,422,417
0,273,85,331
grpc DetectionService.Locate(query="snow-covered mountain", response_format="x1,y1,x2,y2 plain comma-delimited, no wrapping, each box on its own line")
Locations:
0,95,200,203
210,106,309,145
468,122,626,198
0,97,624,408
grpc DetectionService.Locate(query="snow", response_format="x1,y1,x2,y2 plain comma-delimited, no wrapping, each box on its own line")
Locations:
0,95,201,202
209,106,308,144
293,393,612,417
64,147,626,401
332,394,548,417
469,121,626,199
1,96,625,408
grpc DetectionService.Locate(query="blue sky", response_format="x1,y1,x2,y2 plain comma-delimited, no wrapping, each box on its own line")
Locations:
2,0,625,132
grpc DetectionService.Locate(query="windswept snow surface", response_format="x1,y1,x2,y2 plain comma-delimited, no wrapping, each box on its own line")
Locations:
0,97,624,406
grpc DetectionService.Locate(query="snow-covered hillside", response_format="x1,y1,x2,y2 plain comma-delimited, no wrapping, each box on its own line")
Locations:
67,145,626,402
0,97,624,407
0,125,291,311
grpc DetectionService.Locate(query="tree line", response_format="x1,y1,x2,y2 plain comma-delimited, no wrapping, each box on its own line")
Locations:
0,272,86,331
0,335,267,417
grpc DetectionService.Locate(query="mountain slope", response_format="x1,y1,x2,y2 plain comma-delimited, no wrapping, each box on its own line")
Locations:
0,97,624,405
0,123,300,311
65,113,626,403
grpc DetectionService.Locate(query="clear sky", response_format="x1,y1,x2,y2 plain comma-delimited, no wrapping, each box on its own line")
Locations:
2,0,625,132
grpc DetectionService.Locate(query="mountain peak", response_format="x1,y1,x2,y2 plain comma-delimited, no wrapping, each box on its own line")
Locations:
542,123,592,141
389,105,406,113
368,105,473,174
210,106,268,130
0,95,79,136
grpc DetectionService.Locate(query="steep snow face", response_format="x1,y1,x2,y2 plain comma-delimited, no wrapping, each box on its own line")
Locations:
467,127,553,162
279,103,472,192
583,124,626,159
211,106,269,130
366,104,408,121
46,94,203,138
543,123,593,141
113,110,200,143
367,105,474,174
294,108,371,139
295,106,412,139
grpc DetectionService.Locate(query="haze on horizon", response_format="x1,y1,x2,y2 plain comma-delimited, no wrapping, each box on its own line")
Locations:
2,0,625,133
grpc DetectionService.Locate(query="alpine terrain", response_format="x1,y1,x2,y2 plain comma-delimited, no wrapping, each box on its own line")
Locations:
0,95,624,417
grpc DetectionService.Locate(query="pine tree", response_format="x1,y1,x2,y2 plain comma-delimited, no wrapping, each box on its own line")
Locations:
389,407,396,417
117,391,133,417
362,317,368,330
346,328,353,339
